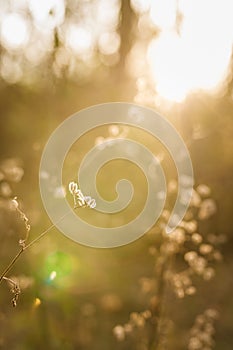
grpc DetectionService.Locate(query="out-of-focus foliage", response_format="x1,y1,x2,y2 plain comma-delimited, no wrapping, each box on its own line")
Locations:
0,0,122,85
0,1,233,350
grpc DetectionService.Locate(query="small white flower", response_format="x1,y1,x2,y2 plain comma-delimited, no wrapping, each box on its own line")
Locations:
68,181,78,194
84,196,96,208
11,197,19,209
68,181,96,209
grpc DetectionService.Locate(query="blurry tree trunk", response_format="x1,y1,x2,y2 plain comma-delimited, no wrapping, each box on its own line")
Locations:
119,0,137,65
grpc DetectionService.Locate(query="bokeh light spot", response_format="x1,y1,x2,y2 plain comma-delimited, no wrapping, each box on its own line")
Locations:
1,13,29,50
33,297,42,308
66,25,94,56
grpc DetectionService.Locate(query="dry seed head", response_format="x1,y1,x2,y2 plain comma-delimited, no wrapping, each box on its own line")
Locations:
11,197,19,209
192,233,203,244
199,244,213,255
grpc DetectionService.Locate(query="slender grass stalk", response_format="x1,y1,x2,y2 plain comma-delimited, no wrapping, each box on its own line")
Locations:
0,182,96,287
0,207,82,284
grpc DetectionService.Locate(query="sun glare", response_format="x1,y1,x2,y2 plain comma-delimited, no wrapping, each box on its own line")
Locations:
0,0,231,92
130,0,152,14
150,0,176,30
147,32,188,102
145,0,233,102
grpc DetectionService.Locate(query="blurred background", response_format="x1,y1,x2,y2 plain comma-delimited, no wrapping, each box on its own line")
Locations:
0,0,233,349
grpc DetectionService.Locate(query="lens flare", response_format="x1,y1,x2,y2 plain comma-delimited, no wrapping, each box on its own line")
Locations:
43,252,73,280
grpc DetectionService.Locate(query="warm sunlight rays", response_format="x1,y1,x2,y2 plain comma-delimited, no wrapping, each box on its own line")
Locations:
0,0,232,99
132,0,233,102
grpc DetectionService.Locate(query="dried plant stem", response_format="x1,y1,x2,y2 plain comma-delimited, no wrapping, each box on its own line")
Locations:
0,248,24,284
149,254,173,350
0,208,79,285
